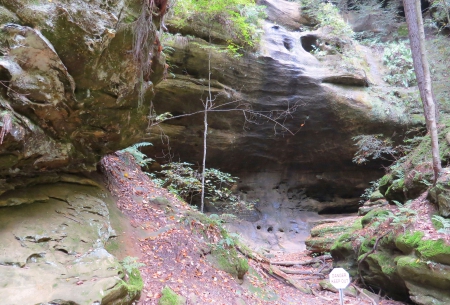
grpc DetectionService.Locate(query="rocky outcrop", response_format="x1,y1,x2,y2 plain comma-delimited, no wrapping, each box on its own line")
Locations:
148,0,414,214
0,0,165,194
0,0,164,303
0,181,140,304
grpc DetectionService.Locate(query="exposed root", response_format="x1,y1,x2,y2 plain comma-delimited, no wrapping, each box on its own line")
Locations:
270,254,332,266
351,283,378,305
358,230,392,286
261,264,312,294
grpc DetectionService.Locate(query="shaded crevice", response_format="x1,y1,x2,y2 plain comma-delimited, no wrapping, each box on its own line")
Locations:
300,34,318,52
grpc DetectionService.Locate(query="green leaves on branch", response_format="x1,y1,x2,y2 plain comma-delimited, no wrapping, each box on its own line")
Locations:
153,162,254,213
119,142,154,167
172,0,266,49
383,41,416,87
352,134,397,165
301,0,354,38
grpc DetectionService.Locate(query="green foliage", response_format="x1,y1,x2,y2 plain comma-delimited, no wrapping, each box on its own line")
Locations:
417,239,450,260
121,256,145,274
396,231,424,250
432,215,450,234
153,162,254,213
430,0,450,27
120,257,144,294
352,134,397,164
172,0,265,49
119,142,154,167
218,232,241,248
211,246,249,279
359,180,380,204
383,41,416,87
301,0,354,37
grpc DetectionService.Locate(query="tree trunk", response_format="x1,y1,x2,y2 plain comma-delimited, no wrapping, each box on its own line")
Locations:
403,0,441,183
200,35,213,213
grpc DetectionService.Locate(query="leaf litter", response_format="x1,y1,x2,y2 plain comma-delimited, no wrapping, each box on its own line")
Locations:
101,152,405,305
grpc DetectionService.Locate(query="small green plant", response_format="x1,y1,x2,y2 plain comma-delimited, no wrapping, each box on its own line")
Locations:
383,41,416,87
153,162,255,213
119,142,154,167
159,286,185,305
359,180,380,204
301,1,353,38
432,215,450,234
352,134,397,164
120,257,145,295
172,0,265,49
121,256,145,274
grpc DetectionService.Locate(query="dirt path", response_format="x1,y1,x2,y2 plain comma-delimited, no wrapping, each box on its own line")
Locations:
101,153,405,305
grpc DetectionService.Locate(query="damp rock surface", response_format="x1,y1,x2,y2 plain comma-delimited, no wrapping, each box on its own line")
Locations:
0,183,136,305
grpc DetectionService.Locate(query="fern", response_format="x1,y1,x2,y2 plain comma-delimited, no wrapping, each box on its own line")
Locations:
121,256,145,274
119,142,154,167
432,215,450,234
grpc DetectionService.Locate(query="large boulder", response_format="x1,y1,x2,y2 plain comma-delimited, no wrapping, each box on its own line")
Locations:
0,0,165,193
0,182,140,304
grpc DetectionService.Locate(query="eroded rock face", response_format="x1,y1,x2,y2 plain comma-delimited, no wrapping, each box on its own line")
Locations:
148,0,413,213
0,0,165,194
0,182,138,305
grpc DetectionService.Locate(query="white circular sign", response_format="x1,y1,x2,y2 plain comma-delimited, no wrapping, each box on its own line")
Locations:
329,268,350,289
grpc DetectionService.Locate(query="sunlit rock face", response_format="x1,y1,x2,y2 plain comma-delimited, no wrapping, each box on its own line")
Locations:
148,0,414,213
0,0,165,194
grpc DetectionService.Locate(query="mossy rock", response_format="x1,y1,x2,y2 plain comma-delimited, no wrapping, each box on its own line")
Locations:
385,178,406,203
207,247,248,280
404,163,433,199
369,191,384,202
360,253,408,299
310,222,352,237
307,219,361,253
379,174,393,195
305,236,335,253
395,231,424,255
361,208,390,227
397,256,450,304
159,286,186,305
330,233,358,276
358,200,388,216
429,176,450,217
417,239,450,265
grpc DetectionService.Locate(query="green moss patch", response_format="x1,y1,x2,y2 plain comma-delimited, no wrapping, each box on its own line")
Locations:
395,231,424,254
159,286,186,305
361,209,390,227
417,239,450,265
208,247,248,280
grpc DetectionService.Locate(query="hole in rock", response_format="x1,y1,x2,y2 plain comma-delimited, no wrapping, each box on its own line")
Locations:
267,226,273,232
278,228,284,233
300,34,319,52
272,25,280,30
256,225,261,230
283,38,294,51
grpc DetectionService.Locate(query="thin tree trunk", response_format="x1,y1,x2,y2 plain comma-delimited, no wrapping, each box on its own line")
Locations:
200,36,213,213
403,0,442,183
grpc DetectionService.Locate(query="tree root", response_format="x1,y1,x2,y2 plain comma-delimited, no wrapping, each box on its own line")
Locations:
357,230,392,286
309,286,333,302
351,283,377,305
235,244,270,264
270,254,332,266
261,264,312,294
278,266,325,278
